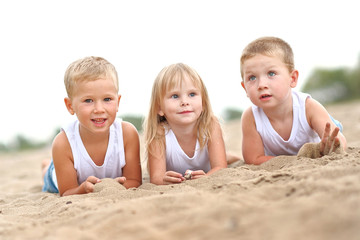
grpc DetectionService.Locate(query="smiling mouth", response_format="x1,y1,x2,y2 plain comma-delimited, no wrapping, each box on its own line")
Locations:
179,111,192,114
92,118,107,124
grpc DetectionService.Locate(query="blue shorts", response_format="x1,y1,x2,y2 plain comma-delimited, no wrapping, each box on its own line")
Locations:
42,160,59,193
330,115,343,132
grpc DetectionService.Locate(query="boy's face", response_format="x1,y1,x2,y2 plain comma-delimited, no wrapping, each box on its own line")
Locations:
64,77,121,137
241,54,298,110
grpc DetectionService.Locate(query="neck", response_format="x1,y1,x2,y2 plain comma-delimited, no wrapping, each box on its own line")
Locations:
79,126,110,145
169,123,197,141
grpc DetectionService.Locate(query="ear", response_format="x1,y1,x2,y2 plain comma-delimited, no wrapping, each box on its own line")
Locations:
241,81,246,91
64,97,75,115
158,109,164,117
290,70,299,88
241,81,249,97
116,95,121,112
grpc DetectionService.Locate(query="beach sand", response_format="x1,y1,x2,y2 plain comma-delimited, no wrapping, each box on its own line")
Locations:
1,100,359,240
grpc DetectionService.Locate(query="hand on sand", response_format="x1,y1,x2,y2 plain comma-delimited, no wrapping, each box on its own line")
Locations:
163,171,185,184
297,122,344,159
114,176,126,184
319,122,342,156
184,169,206,180
82,176,101,193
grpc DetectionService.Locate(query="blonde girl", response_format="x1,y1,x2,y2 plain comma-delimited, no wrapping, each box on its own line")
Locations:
144,63,227,185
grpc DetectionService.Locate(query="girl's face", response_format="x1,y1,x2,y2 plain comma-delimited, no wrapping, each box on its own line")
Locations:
241,53,298,110
65,78,120,138
158,75,203,129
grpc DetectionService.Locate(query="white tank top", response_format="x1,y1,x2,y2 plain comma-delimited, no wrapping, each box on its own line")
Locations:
165,128,210,175
252,90,320,156
63,118,126,184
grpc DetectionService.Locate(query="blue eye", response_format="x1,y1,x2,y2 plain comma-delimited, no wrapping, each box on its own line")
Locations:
189,92,196,97
171,94,179,99
249,76,256,81
85,99,93,103
104,98,111,102
268,71,276,77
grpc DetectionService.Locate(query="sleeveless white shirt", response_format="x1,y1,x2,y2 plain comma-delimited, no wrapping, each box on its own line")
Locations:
63,118,126,184
252,91,320,156
165,128,210,175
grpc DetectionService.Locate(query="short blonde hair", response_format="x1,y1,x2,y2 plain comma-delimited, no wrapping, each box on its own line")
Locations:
143,63,217,158
240,36,295,79
64,56,119,98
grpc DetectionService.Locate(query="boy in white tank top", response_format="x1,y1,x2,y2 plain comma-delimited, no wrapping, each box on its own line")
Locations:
240,37,347,165
42,56,142,196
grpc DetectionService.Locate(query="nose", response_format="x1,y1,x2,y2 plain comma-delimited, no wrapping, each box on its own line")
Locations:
257,76,268,90
180,97,189,107
94,101,105,113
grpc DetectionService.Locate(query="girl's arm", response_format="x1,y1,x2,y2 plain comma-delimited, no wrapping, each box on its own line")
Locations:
52,132,100,196
121,121,142,188
241,107,273,165
306,98,347,153
206,120,228,175
148,136,184,185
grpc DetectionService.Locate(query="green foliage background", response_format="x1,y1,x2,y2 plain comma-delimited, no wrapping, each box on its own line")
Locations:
302,56,360,104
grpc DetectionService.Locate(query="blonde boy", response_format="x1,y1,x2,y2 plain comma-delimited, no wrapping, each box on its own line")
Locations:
240,37,346,164
42,56,142,196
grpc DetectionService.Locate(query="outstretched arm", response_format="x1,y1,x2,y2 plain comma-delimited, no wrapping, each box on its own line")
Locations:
306,98,347,154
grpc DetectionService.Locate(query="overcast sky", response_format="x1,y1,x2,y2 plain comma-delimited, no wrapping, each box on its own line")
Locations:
1,0,359,144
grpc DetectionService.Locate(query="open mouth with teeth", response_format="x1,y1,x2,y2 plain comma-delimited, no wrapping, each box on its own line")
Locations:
260,94,272,99
91,118,107,125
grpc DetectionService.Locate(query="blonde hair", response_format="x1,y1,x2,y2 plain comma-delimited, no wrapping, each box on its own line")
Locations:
143,63,217,158
64,56,119,98
240,36,295,79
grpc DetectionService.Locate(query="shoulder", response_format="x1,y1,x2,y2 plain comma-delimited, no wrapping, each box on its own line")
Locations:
305,95,331,127
241,107,255,123
305,97,327,115
52,131,72,162
208,116,222,135
52,131,70,151
121,121,140,143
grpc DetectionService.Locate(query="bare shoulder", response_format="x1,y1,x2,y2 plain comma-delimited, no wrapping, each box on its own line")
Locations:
305,97,329,114
121,121,140,143
52,131,71,153
51,131,73,164
305,97,329,124
241,107,255,126
210,116,222,133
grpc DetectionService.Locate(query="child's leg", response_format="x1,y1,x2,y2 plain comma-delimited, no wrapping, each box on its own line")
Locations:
41,159,59,193
41,158,51,180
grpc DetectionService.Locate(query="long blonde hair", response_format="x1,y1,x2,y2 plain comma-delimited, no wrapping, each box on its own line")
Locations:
143,63,217,158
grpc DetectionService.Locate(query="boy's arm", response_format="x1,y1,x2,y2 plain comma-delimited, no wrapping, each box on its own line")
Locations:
206,120,228,175
241,107,273,165
121,121,142,188
305,98,347,151
52,132,99,196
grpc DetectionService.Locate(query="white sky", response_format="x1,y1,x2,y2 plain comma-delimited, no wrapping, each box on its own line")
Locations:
1,0,359,144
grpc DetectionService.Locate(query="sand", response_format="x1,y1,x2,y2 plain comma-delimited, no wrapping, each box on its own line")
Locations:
1,100,360,240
